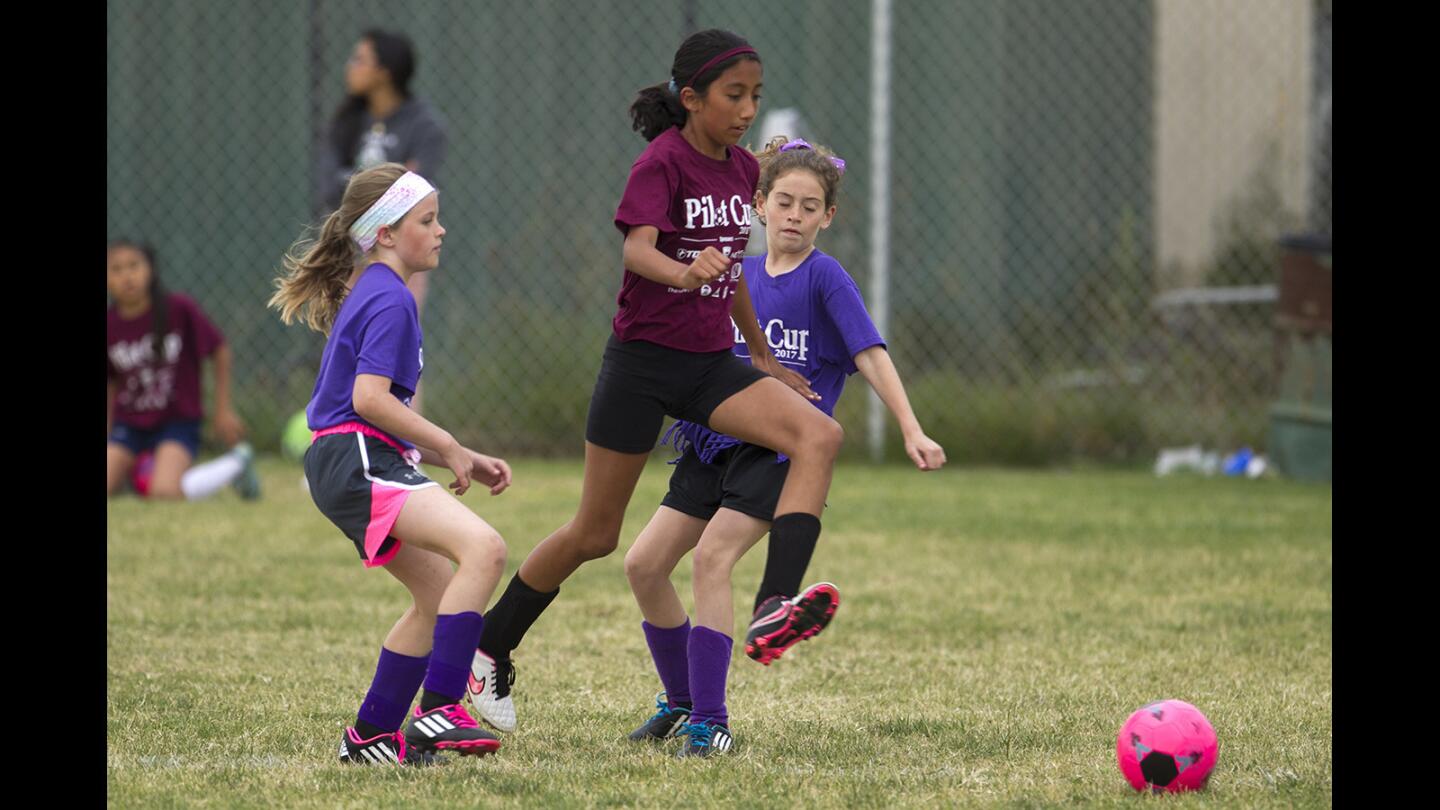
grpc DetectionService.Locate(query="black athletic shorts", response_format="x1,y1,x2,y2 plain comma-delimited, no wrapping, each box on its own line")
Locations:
303,424,438,568
660,442,790,523
585,335,768,454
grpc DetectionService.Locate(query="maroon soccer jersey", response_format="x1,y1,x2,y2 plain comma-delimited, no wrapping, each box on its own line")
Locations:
106,292,225,430
612,127,760,353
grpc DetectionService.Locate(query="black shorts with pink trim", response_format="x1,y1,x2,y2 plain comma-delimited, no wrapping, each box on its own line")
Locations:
303,425,438,567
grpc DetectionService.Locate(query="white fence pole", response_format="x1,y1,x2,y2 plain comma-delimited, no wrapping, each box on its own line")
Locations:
867,0,893,463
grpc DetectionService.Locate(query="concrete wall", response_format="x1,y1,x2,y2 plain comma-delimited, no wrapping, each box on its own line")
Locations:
1154,0,1313,284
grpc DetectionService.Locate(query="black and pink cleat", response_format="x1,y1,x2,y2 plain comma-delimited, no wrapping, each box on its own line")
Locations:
403,703,502,757
338,726,444,766
744,582,840,665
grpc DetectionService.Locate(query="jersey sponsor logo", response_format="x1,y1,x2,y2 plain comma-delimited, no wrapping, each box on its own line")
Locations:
670,245,745,300
683,194,752,231
108,333,183,372
733,317,810,362
109,334,185,411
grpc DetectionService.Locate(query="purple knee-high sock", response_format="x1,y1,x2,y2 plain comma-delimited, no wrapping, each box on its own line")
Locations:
688,625,733,727
357,647,430,733
422,612,485,705
642,619,692,708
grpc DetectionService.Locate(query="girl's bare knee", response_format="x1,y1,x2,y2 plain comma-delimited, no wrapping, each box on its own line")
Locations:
471,529,507,576
445,526,505,580
624,546,665,587
692,541,740,584
578,533,620,562
572,515,623,561
791,414,843,463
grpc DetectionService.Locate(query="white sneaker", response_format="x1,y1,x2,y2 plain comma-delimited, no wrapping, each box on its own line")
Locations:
465,648,517,733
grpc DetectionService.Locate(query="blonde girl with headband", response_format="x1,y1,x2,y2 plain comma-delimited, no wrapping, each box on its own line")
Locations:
316,28,450,413
271,162,511,765
465,29,846,747
623,136,946,757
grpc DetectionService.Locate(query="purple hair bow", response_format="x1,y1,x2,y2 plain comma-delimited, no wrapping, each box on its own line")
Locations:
779,138,846,174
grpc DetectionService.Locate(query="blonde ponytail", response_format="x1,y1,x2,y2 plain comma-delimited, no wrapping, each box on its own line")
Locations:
270,162,409,334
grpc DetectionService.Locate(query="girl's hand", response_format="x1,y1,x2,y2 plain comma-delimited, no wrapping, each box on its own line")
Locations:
469,451,512,496
440,440,473,495
213,407,246,448
677,246,732,290
905,433,947,471
752,352,820,401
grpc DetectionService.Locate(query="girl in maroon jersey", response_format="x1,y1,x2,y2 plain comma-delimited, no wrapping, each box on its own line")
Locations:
465,30,844,747
106,240,259,501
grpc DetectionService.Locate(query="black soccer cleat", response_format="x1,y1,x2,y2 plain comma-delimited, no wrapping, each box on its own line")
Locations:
677,719,734,758
338,726,444,766
744,582,840,665
627,692,692,742
403,703,502,757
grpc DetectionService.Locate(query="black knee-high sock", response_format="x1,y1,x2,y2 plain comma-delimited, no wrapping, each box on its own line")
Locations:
477,572,560,660
754,513,822,612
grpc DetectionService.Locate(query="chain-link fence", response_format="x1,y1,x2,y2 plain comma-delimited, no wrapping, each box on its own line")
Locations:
107,0,1331,464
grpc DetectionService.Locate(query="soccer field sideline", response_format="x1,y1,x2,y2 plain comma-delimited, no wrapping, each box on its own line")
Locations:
107,458,1331,807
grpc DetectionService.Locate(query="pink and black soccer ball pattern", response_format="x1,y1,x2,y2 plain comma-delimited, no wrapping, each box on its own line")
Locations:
1115,699,1218,792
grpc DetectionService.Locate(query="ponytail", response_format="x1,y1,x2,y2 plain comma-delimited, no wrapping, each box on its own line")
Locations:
271,162,409,334
629,82,687,142
270,209,360,334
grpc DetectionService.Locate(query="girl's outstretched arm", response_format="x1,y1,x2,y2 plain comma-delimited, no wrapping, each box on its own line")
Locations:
352,374,509,496
853,346,946,471
415,445,512,497
209,344,245,447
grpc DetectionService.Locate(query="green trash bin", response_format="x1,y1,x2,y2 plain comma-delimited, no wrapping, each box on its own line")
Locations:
1269,234,1330,483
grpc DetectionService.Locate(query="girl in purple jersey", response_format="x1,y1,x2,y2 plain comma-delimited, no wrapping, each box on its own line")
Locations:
317,28,448,413
623,136,946,757
465,30,845,737
271,162,511,765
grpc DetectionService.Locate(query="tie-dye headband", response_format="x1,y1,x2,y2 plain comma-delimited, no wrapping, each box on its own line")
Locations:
349,171,436,253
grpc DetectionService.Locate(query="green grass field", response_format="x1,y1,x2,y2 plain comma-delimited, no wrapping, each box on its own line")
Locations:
107,458,1331,808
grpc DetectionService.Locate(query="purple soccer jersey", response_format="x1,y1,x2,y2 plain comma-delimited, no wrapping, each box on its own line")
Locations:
731,249,885,417
306,263,423,448
107,292,225,431
612,127,760,353
664,248,885,461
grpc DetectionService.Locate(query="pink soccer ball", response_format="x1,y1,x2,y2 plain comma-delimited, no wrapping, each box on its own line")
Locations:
1115,699,1218,792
